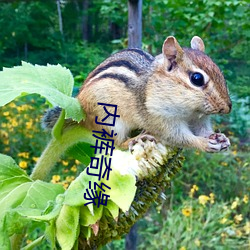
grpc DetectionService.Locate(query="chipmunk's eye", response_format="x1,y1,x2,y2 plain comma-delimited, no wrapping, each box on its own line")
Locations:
190,72,204,87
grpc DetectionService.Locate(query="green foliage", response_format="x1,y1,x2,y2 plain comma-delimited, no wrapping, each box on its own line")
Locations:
142,0,250,99
138,197,249,249
0,154,64,249
0,2,61,65
0,0,249,100
66,142,95,166
214,96,250,139
176,147,250,203
61,42,110,86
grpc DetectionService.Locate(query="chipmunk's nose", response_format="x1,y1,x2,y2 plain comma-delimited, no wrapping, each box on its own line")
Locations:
219,101,232,114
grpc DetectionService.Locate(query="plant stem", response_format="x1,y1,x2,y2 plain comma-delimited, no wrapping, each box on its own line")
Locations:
30,125,95,181
12,126,94,249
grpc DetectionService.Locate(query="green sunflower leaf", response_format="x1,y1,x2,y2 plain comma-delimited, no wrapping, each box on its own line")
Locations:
0,62,84,121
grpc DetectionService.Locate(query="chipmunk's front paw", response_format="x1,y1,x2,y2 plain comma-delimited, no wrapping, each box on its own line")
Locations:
129,134,156,152
206,133,230,152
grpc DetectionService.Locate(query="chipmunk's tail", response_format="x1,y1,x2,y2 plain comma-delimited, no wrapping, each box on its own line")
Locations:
41,106,62,130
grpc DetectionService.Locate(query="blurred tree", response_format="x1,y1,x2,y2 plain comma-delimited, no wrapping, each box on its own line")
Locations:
82,0,91,41
128,0,142,48
0,0,248,96
57,0,64,36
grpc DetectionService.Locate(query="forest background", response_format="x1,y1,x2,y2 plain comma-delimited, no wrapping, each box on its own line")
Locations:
0,0,249,249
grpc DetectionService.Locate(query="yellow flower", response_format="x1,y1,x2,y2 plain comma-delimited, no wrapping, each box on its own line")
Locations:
244,221,250,234
26,121,33,129
51,175,61,183
19,161,28,169
189,184,199,197
75,159,81,165
32,157,39,162
198,195,210,206
3,138,9,145
209,193,215,204
3,111,9,116
231,201,238,209
27,134,33,139
17,105,31,112
66,176,75,182
18,152,30,159
179,247,186,250
17,106,23,112
243,195,248,204
4,147,10,152
232,150,237,156
221,231,231,243
221,162,228,167
234,214,243,224
236,229,243,237
231,198,240,209
220,217,228,224
182,207,192,217
0,130,8,138
9,102,16,108
194,238,201,247
62,160,69,166
70,165,77,172
63,182,69,189
11,119,18,127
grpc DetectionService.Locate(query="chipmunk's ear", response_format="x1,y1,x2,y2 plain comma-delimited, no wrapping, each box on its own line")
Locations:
162,36,184,63
191,36,205,52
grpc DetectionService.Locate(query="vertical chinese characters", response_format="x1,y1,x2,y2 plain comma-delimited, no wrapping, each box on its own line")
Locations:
84,103,120,207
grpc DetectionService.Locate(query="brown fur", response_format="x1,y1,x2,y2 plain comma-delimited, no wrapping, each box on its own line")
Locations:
77,36,232,152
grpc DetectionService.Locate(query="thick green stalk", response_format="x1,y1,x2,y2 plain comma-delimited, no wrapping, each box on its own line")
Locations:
30,125,95,181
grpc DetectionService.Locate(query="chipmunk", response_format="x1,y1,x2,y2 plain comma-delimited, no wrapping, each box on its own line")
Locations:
44,36,232,153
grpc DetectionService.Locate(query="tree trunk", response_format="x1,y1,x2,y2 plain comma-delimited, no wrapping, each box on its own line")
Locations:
82,0,89,41
125,224,137,250
56,0,63,36
128,0,142,48
126,2,143,247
